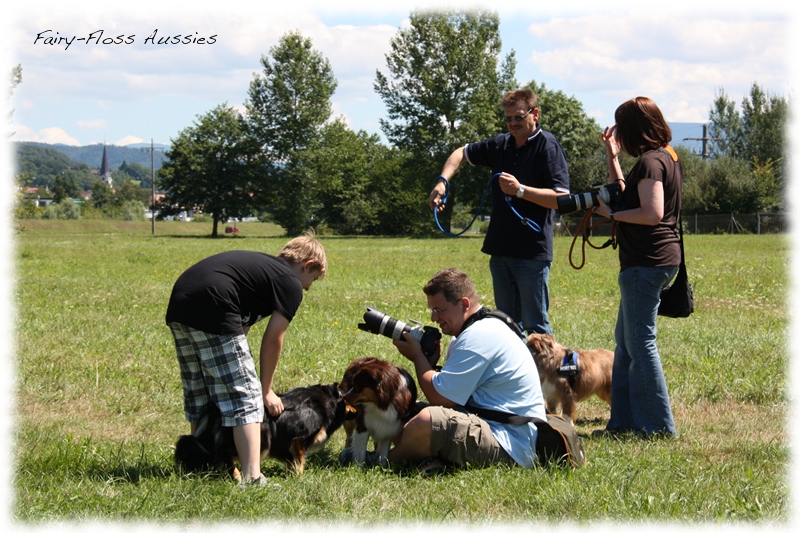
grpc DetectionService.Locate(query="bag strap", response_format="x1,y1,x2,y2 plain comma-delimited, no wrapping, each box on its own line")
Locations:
461,404,586,468
461,403,543,426
676,211,686,268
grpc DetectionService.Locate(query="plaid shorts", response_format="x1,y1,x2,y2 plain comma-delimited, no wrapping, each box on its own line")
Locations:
428,406,515,467
169,322,264,426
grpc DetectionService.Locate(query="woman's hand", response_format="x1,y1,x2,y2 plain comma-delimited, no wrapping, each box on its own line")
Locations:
602,125,620,159
594,198,612,219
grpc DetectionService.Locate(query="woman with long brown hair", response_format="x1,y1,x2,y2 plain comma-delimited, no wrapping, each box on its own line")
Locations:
594,97,683,437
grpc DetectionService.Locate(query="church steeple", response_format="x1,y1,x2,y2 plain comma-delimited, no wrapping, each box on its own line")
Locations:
100,143,112,187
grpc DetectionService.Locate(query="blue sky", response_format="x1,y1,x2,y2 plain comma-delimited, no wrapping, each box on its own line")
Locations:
3,0,792,150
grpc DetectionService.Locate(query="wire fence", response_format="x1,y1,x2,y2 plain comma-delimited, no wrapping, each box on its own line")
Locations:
557,212,789,237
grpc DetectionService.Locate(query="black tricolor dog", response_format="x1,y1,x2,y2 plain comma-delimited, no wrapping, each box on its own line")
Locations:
175,382,347,476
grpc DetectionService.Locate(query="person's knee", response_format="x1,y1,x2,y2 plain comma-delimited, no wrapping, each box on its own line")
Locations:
389,408,433,461
402,408,432,439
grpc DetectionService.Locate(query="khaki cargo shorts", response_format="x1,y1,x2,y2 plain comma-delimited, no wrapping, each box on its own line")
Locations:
427,406,516,467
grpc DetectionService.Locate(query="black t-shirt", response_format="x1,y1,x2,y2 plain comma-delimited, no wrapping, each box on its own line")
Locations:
617,148,683,270
165,250,303,335
464,127,570,261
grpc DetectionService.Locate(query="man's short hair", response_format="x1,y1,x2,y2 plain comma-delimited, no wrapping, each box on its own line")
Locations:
502,88,539,111
423,268,480,305
278,231,328,278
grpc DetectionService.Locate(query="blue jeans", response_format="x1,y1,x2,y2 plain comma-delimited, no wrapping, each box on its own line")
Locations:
488,256,552,335
606,265,678,436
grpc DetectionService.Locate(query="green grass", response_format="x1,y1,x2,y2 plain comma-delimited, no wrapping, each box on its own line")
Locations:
12,220,789,525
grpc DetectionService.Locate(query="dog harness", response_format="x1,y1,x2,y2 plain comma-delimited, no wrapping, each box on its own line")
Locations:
557,350,580,387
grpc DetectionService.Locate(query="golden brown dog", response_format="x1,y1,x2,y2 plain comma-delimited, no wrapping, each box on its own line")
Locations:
526,333,613,422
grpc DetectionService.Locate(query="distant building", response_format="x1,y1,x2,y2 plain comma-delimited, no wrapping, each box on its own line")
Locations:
99,144,112,187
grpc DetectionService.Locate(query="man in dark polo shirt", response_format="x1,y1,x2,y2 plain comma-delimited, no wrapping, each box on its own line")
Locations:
429,87,570,335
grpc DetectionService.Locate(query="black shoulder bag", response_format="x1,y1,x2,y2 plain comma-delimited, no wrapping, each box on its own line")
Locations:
658,213,695,318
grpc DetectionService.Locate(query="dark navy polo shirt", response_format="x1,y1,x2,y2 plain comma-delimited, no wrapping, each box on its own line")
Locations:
464,127,570,261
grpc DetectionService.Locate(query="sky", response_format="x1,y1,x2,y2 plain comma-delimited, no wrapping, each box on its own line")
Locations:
3,0,794,152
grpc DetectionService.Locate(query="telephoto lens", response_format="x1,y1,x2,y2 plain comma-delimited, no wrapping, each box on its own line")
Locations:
556,182,624,215
358,306,441,358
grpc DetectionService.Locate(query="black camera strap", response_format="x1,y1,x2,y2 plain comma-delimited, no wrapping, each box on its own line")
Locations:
460,403,543,426
458,306,525,340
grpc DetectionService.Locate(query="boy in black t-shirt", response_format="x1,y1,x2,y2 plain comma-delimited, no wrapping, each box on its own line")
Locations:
166,234,327,485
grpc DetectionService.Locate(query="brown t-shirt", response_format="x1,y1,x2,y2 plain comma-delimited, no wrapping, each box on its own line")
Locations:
617,147,682,271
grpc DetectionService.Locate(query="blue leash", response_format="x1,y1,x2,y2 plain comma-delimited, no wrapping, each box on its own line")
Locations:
433,173,542,237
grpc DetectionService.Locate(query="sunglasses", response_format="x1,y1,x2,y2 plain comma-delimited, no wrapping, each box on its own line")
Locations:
505,108,534,123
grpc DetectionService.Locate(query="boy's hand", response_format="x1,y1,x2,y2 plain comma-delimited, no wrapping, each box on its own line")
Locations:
264,389,284,417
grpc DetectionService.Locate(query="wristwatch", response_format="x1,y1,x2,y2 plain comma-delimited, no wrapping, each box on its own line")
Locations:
609,212,616,222
516,186,525,198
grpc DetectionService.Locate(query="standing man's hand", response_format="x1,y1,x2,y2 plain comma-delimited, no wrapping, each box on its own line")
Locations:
429,179,448,212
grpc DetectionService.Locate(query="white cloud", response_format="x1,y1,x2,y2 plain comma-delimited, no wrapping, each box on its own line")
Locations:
115,135,144,146
12,125,81,145
522,14,789,123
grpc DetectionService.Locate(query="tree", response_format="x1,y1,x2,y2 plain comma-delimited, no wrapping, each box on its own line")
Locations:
115,177,149,204
374,9,516,233
52,174,79,203
7,64,21,134
90,180,115,209
298,119,408,235
157,104,264,237
245,31,337,236
709,83,789,181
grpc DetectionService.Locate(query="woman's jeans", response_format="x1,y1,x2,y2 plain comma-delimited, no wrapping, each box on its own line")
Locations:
489,255,552,335
607,265,678,436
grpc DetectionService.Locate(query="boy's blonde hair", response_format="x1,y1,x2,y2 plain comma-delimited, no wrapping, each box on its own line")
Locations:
278,231,328,278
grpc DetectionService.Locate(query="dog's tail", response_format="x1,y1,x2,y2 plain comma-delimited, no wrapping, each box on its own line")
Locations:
174,434,215,472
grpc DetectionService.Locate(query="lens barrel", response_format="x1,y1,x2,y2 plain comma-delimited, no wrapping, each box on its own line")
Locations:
557,191,600,215
358,306,441,358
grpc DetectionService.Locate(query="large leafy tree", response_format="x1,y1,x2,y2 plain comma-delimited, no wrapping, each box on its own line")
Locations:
709,83,789,179
706,83,788,213
374,9,516,233
299,119,414,235
245,31,337,235
157,104,264,237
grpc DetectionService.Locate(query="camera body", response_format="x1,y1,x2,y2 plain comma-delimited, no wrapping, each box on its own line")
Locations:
358,306,442,360
557,182,625,215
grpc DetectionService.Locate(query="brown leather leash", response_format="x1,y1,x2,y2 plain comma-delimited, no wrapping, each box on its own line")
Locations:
568,210,617,270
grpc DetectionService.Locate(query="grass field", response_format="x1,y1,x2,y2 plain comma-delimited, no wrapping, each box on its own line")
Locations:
10,220,790,526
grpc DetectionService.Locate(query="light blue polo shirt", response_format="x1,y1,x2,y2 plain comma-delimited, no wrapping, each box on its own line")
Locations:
431,313,546,468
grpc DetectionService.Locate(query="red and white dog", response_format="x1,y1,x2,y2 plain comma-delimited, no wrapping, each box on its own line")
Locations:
339,357,419,467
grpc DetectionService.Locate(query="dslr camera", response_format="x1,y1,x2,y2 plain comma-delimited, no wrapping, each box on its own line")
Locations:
557,182,625,215
358,306,442,360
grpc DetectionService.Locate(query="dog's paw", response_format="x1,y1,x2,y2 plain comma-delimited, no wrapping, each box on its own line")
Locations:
365,450,389,468
338,448,355,466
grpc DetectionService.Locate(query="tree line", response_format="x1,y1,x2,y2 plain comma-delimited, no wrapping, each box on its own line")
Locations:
13,11,789,234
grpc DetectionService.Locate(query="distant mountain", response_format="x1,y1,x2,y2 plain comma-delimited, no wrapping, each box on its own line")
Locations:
669,122,710,151
14,141,170,171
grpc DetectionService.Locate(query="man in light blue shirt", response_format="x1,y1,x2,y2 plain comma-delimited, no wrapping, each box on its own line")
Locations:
388,268,546,470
